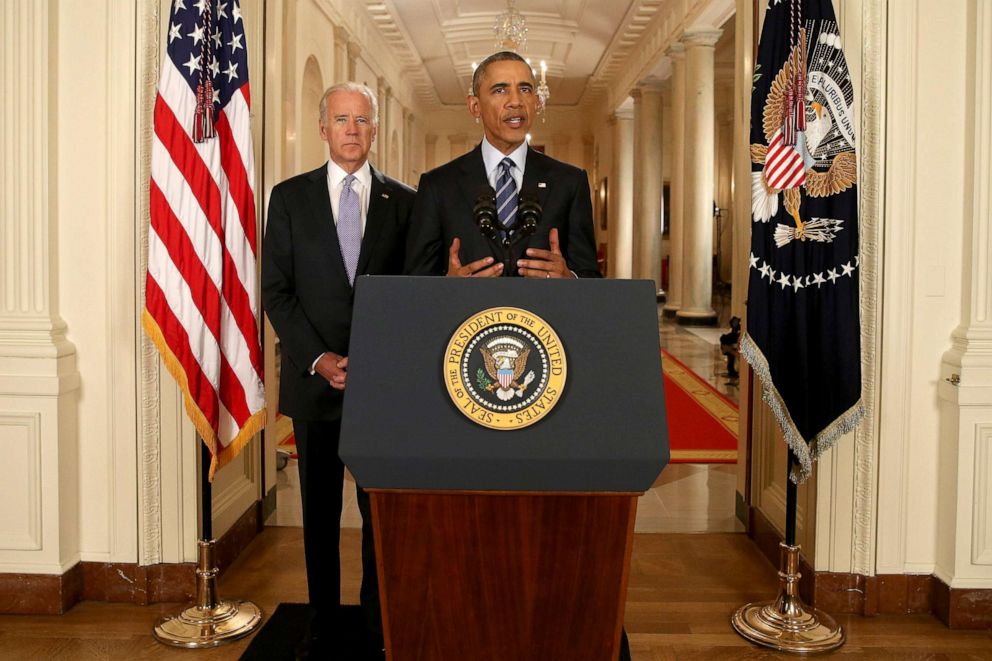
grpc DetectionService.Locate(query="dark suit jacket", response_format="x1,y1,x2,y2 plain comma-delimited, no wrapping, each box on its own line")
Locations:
404,144,601,278
261,163,416,421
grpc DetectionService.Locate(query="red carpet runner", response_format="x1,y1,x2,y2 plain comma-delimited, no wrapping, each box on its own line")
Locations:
662,350,738,463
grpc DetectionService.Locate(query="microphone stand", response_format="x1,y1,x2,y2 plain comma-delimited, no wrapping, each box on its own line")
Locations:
473,190,541,277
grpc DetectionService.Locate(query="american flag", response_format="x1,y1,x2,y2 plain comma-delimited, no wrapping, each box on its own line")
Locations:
143,0,265,479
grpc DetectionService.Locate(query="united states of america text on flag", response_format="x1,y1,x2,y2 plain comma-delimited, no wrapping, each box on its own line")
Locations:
144,0,265,479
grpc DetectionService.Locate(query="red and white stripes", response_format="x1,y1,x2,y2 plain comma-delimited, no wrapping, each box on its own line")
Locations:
763,130,807,190
144,52,265,478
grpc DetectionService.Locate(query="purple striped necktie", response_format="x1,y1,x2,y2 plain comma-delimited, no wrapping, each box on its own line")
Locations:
495,157,518,236
337,174,361,284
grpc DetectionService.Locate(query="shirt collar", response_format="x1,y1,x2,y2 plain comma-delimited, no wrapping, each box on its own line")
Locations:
481,136,528,178
327,159,372,191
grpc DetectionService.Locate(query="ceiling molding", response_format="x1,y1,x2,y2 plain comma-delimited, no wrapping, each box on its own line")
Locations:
600,0,736,112
578,0,666,109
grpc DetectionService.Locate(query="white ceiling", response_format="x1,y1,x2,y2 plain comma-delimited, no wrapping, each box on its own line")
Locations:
362,0,669,107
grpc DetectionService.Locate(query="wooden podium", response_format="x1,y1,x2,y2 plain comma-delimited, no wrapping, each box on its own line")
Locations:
340,277,669,661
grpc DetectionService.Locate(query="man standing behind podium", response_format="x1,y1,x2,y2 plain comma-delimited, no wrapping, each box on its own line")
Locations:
261,82,414,659
405,51,601,279
404,52,632,660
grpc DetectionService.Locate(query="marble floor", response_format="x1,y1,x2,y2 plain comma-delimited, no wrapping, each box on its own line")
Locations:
267,300,745,534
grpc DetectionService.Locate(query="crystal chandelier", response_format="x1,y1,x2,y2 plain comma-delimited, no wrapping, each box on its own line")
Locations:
493,0,528,51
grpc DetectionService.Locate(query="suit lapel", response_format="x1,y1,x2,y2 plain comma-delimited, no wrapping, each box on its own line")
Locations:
519,147,552,253
458,143,490,207
457,144,506,257
305,165,350,284
521,147,551,208
357,166,390,275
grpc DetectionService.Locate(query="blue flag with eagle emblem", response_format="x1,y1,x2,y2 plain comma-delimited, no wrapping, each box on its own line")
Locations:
741,0,864,483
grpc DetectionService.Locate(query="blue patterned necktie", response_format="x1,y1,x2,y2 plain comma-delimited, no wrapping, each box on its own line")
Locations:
495,157,518,237
337,174,361,284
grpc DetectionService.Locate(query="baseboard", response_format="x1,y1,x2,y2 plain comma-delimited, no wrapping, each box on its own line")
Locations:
747,505,990,629
0,563,82,615
934,575,992,629
0,499,264,614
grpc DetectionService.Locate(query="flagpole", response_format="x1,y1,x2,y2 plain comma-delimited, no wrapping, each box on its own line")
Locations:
730,451,845,653
152,442,262,648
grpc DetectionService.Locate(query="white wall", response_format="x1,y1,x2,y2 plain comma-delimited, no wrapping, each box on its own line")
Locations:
876,0,968,578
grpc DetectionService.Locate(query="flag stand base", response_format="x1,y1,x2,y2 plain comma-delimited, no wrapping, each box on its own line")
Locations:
152,539,262,648
731,542,845,653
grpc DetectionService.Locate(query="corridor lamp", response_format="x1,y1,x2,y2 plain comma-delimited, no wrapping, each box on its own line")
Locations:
536,60,550,120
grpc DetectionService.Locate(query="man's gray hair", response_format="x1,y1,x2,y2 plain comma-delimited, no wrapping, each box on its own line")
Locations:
318,82,379,125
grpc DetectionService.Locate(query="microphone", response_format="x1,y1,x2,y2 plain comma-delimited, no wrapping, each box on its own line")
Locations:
472,187,499,242
516,189,542,239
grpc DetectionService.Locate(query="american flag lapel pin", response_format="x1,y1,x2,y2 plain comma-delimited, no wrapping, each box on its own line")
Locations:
538,182,547,188
381,192,390,199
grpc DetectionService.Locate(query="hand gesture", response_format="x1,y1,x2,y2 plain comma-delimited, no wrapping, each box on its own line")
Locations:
516,229,576,279
445,237,504,277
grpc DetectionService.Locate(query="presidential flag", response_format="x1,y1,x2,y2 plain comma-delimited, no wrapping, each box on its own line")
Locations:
741,0,864,482
143,0,265,479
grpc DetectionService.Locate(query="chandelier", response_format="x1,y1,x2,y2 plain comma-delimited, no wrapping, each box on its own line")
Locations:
493,0,528,51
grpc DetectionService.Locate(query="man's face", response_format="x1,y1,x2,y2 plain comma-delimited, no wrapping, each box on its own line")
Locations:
468,59,537,155
319,90,377,173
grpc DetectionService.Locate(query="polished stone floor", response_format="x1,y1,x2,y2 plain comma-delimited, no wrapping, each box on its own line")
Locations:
268,302,745,534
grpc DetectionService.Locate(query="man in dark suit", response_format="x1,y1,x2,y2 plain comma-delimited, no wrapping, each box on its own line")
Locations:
261,82,414,659
405,51,601,280
404,52,630,660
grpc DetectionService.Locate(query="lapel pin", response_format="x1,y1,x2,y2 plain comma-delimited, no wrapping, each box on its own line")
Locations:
381,192,389,199
537,182,547,188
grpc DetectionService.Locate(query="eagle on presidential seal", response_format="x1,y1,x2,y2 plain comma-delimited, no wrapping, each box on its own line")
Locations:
750,24,858,248
480,336,536,402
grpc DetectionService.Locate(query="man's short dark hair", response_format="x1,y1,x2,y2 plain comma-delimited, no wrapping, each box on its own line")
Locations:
471,51,534,96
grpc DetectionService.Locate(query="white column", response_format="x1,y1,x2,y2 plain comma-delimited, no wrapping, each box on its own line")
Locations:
347,41,360,81
632,83,664,292
608,108,635,279
404,109,414,183
448,133,468,160
662,44,686,314
377,77,390,173
333,25,349,82
424,134,437,172
676,29,721,325
0,1,81,575
937,0,992,595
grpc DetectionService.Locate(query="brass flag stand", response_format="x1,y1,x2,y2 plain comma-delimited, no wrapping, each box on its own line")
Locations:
153,444,262,648
732,452,845,653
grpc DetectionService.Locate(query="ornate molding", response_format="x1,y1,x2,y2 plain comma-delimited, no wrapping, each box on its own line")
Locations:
682,28,723,48
851,0,886,578
136,0,163,567
581,0,666,108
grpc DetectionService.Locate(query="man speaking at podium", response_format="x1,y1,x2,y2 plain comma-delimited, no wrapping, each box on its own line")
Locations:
404,52,632,660
404,51,601,280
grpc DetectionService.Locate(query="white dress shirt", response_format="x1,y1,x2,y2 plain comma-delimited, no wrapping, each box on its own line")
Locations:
481,137,527,192
310,159,373,374
326,158,372,234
